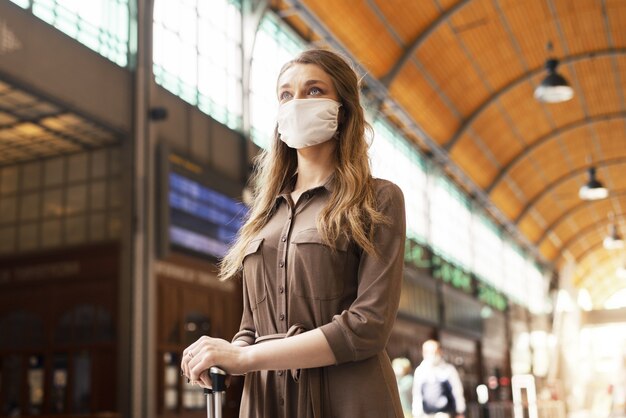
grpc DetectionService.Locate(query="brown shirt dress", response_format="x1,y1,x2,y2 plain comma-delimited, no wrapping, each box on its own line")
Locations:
232,177,406,418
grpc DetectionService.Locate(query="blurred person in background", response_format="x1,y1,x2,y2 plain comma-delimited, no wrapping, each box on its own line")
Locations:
393,357,415,417
412,340,465,418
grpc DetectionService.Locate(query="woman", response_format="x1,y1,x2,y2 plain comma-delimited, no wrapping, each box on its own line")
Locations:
181,49,406,418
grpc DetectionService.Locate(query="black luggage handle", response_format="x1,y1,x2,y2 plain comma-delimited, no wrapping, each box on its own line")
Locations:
204,367,227,418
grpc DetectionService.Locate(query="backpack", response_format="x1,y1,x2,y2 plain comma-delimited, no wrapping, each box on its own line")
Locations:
421,377,456,414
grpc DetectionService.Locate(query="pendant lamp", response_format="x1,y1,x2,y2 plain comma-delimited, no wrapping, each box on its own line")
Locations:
534,58,574,103
603,222,624,250
578,167,608,201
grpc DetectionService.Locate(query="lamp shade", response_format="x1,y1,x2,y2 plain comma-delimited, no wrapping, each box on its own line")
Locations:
578,167,608,201
534,59,574,103
603,224,624,250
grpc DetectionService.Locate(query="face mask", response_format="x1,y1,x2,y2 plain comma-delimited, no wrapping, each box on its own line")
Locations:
276,98,341,149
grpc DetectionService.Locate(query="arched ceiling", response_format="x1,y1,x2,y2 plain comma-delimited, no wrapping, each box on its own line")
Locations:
272,0,626,307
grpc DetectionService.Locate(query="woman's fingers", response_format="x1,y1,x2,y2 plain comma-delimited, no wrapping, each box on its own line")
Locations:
189,349,216,381
181,336,244,382
181,337,206,379
196,369,211,389
182,336,222,381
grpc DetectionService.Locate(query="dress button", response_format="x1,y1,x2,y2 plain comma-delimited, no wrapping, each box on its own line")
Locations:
279,313,285,320
281,236,286,242
278,370,284,376
279,261,285,268
279,398,285,406
279,285,284,294
303,193,309,199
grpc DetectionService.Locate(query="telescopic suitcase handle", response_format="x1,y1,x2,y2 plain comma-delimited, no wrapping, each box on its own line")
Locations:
204,367,227,418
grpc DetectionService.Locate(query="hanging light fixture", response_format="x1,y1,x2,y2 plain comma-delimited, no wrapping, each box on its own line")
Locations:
603,217,624,250
578,166,608,201
534,42,574,103
617,263,626,280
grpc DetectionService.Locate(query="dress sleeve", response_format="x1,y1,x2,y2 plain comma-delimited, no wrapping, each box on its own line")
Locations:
320,180,406,363
231,273,256,346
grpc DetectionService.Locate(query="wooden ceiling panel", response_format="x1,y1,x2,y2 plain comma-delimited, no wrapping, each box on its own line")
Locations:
495,128,586,196
552,207,605,246
577,251,623,290
415,24,488,117
539,238,558,260
568,228,605,262
390,62,459,144
574,57,624,117
550,198,626,252
506,162,552,205
283,14,322,43
489,181,522,219
552,0,610,54
529,185,581,226
302,0,402,77
498,0,565,68
575,252,608,286
519,215,543,243
450,0,525,91
619,58,626,94
528,141,575,178
471,105,524,166
595,119,626,158
498,81,554,147
605,165,626,190
450,136,499,189
438,0,462,10
607,0,626,47
504,138,573,192
370,0,440,45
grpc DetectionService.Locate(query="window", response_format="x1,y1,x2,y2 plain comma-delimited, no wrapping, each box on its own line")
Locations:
0,147,122,255
249,12,305,149
472,214,504,288
153,0,243,130
371,119,428,243
10,0,131,67
429,173,472,269
53,305,114,414
0,253,117,415
526,261,548,314
503,240,527,305
1,355,22,416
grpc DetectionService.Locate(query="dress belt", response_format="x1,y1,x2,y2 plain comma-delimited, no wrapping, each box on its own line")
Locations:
254,323,307,381
253,323,322,418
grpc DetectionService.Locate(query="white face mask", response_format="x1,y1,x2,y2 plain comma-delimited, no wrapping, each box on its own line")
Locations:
276,98,341,149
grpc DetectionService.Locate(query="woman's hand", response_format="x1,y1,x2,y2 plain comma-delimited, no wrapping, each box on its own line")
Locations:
181,329,335,388
181,336,250,388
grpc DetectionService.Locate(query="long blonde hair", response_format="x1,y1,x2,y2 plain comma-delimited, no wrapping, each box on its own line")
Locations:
219,49,387,280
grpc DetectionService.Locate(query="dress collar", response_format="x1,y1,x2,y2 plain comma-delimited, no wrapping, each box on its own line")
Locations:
276,172,336,202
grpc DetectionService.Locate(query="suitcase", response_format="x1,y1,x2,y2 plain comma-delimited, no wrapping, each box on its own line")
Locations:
204,367,227,418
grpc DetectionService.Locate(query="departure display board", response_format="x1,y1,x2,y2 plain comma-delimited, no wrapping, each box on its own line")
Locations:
159,149,247,261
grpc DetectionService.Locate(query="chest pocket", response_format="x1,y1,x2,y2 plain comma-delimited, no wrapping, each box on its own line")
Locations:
242,238,267,306
290,228,349,300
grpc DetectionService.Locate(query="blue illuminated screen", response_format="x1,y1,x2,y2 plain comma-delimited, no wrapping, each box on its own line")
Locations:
168,172,246,258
